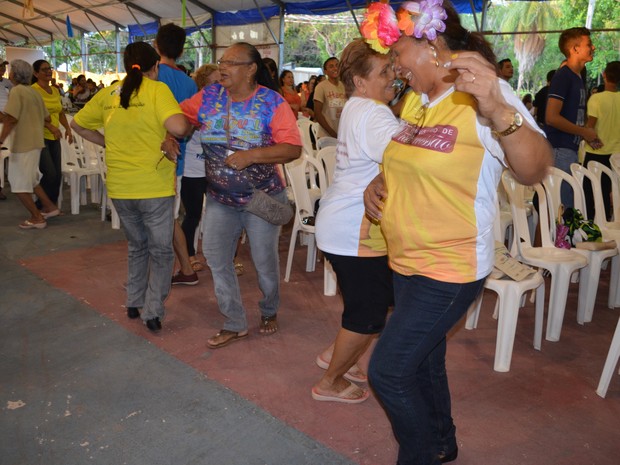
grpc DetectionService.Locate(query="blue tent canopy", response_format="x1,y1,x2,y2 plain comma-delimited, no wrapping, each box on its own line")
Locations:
128,0,483,41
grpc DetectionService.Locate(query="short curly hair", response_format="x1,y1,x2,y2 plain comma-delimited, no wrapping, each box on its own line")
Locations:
10,59,33,85
193,64,219,90
339,39,385,98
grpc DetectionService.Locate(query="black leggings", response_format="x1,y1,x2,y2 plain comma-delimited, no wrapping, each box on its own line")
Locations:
180,176,207,257
38,139,62,205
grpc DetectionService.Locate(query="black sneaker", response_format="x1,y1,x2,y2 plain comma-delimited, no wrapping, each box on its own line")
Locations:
171,271,199,286
127,307,140,319
145,317,162,332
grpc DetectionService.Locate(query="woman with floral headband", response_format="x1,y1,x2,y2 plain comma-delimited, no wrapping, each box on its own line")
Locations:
361,1,552,464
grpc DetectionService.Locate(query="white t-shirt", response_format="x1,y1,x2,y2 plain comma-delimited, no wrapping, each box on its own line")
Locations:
315,97,402,257
313,79,346,138
183,130,206,178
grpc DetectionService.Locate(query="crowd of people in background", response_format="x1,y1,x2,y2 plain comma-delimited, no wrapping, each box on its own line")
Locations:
0,1,618,463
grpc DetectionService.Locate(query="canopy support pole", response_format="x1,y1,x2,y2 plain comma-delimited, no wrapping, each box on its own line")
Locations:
116,26,122,74
345,0,361,33
125,4,149,40
469,0,480,32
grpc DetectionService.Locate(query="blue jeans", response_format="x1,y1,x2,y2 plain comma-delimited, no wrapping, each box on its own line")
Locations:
202,192,285,332
368,274,485,465
553,147,578,209
113,197,175,321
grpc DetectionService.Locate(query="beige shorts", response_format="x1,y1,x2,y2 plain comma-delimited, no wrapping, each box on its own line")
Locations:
8,149,42,193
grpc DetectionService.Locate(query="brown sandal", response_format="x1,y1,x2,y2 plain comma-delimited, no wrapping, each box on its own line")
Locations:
190,257,205,272
259,315,278,335
206,329,248,349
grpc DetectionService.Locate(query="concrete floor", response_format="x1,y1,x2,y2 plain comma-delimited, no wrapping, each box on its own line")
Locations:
2,184,620,465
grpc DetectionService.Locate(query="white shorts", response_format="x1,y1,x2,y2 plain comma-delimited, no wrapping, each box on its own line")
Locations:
8,149,42,193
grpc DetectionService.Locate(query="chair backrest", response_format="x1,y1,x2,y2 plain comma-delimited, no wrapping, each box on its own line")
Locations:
310,121,321,145
502,170,554,253
543,167,586,214
542,167,589,244
297,118,315,158
580,161,620,225
0,123,14,152
284,154,327,223
82,139,106,180
571,162,605,225
316,146,337,186
609,154,620,178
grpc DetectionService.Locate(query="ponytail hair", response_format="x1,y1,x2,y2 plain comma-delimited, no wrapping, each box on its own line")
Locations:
234,42,280,93
441,1,496,66
120,41,160,109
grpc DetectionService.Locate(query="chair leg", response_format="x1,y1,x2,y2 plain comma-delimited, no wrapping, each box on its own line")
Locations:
465,291,484,330
79,176,88,206
305,235,317,272
284,227,299,282
494,292,520,372
596,317,620,398
577,260,602,325
611,255,620,309
70,173,80,215
533,284,545,351
323,259,337,296
545,268,574,342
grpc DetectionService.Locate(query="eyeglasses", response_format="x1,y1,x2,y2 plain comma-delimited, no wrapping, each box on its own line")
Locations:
217,60,253,67
39,67,54,72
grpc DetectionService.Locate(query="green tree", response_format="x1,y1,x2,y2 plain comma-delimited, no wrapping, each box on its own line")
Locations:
283,13,361,68
489,1,560,91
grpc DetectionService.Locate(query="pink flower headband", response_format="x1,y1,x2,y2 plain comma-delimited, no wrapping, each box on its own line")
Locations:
361,0,448,53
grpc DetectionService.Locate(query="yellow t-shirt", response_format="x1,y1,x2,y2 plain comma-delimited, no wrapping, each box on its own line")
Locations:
73,78,182,199
382,89,498,283
586,91,620,154
32,82,62,140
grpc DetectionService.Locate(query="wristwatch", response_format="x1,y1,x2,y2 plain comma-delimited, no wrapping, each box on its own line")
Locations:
492,112,523,139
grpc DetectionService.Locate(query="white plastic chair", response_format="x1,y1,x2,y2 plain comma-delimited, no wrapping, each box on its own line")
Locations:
82,139,120,229
60,135,101,215
571,162,620,311
542,167,617,326
0,124,12,191
583,160,620,227
609,153,620,181
284,154,327,282
465,199,545,372
597,315,620,398
297,118,316,158
570,161,620,310
502,170,588,342
316,145,337,186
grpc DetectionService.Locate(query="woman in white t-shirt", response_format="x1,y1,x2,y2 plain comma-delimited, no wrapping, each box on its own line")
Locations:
180,64,221,271
312,39,403,404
